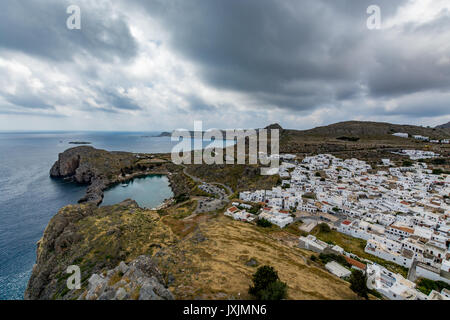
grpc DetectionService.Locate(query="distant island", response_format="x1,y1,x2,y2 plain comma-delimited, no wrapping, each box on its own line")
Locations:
69,141,92,145
141,132,172,138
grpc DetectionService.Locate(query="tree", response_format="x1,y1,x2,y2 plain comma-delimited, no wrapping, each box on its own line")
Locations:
319,223,331,233
349,270,369,299
402,160,413,167
257,218,272,228
432,158,446,165
249,266,287,300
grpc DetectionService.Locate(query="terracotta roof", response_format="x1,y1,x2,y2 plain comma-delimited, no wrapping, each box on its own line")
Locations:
279,210,289,214
342,220,352,226
390,225,414,234
228,206,239,213
344,256,366,270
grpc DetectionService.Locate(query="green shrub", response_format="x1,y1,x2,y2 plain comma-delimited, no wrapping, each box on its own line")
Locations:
349,270,369,299
319,223,331,233
318,253,350,268
432,158,446,165
248,266,287,300
174,193,189,204
257,218,272,228
402,160,413,167
416,278,450,295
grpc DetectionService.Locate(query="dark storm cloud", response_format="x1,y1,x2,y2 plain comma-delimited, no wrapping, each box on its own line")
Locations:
0,109,66,117
372,93,450,118
367,14,450,98
1,0,449,128
185,95,217,112
0,0,137,62
3,93,54,110
97,89,141,111
126,0,450,120
131,0,416,111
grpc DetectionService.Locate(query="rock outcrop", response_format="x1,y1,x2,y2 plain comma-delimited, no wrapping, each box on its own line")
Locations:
81,256,174,300
25,200,176,300
49,146,179,205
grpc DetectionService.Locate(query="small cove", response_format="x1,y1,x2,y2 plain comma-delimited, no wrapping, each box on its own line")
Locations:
101,175,173,209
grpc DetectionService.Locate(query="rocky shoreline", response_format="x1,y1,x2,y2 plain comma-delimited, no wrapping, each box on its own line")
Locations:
25,146,196,300
49,146,186,206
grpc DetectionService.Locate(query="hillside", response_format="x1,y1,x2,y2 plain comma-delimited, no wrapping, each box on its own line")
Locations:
277,121,450,158
436,121,450,129
288,121,450,139
25,200,176,300
25,199,359,300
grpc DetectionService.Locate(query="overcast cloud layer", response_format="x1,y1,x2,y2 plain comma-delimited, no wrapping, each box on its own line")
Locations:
0,0,449,131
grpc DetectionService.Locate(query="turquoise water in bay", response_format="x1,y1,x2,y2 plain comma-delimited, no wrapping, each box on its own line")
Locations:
101,175,173,209
0,131,234,300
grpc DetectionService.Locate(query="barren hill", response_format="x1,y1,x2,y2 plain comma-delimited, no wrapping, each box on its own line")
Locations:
436,121,450,129
287,121,449,139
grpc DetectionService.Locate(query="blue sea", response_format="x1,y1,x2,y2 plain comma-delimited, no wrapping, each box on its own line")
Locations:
0,131,234,300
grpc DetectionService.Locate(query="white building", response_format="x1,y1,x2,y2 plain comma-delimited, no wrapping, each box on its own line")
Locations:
298,235,329,253
392,132,409,138
366,264,427,300
365,239,414,268
325,261,351,279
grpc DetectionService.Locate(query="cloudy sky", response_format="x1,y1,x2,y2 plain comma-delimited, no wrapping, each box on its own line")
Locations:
0,0,449,131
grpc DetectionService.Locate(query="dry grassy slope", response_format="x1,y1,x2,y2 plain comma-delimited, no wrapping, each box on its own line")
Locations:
279,122,450,157
27,198,359,300
185,164,280,192
158,214,359,300
25,200,176,300
291,121,450,139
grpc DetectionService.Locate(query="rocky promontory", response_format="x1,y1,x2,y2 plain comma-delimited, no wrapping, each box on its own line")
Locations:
25,200,176,300
49,146,190,205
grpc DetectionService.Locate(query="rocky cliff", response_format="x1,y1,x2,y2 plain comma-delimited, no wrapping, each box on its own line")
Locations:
81,256,173,300
50,146,137,204
49,146,188,205
25,200,176,300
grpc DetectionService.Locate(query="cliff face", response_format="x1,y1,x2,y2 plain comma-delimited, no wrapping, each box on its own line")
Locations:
25,200,176,300
49,146,184,205
50,146,136,204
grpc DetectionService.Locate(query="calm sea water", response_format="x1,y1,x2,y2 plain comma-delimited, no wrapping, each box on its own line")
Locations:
0,131,234,300
102,175,173,209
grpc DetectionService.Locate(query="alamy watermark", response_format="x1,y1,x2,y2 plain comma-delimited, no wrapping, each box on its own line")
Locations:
367,5,381,30
64,4,380,32
66,265,81,290
66,5,81,30
171,121,280,175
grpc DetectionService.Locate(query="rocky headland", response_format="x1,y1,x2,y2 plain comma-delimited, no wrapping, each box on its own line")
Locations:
49,146,190,205
25,199,177,300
